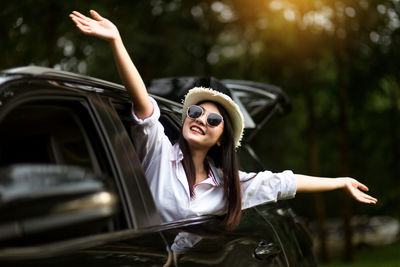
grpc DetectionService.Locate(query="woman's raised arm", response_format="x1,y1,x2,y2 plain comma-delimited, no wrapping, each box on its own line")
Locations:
70,10,153,119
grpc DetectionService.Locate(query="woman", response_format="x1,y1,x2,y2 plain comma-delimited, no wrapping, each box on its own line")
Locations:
69,8,377,235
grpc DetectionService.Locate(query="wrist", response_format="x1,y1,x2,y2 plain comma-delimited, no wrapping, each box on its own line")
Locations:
108,33,122,45
336,177,348,189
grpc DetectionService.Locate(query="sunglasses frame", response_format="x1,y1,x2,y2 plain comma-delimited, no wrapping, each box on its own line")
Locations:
186,105,224,127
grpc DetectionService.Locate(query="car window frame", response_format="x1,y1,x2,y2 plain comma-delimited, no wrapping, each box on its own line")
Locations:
0,81,133,229
87,94,163,229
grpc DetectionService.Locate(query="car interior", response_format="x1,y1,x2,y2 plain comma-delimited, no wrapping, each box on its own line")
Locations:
0,102,97,169
0,100,123,245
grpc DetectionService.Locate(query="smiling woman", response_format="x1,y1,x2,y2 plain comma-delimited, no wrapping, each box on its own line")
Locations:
69,9,377,264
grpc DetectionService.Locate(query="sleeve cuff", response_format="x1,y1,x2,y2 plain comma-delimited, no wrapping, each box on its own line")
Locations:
171,232,202,254
278,170,297,199
131,97,160,126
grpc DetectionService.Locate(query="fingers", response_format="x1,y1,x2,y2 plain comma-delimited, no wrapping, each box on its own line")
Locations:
69,11,97,35
346,180,377,204
355,181,377,204
71,11,90,21
70,10,102,25
163,249,173,267
70,15,89,27
352,188,378,204
357,182,369,192
359,191,377,203
90,10,103,21
76,24,92,34
69,17,92,34
359,195,378,204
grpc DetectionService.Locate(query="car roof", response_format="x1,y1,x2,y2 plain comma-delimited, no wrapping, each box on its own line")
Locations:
0,66,183,112
0,66,289,136
1,66,125,90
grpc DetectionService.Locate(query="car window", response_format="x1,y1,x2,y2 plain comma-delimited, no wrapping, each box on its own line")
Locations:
0,98,128,235
1,101,101,171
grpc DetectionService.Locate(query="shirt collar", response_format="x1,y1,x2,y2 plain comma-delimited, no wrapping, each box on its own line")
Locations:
171,143,184,163
194,169,220,188
171,143,223,186
208,160,222,186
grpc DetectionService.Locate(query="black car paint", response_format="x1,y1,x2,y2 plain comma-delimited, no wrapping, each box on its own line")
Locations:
0,66,316,266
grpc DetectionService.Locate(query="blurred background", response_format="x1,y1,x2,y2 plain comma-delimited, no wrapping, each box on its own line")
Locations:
2,0,399,265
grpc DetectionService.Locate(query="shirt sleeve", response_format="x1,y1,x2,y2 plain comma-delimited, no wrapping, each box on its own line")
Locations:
130,97,173,181
171,232,203,254
131,96,160,127
239,170,297,209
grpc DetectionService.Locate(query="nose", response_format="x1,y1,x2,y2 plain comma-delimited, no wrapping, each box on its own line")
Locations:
195,113,207,126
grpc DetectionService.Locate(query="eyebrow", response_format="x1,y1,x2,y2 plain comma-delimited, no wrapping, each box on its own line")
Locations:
199,105,221,115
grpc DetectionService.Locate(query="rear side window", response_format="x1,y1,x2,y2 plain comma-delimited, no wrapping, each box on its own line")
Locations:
0,100,103,173
0,98,129,236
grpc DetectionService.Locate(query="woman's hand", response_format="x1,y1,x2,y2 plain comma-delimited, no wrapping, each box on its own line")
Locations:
339,177,378,204
69,9,153,118
163,249,181,267
70,10,120,42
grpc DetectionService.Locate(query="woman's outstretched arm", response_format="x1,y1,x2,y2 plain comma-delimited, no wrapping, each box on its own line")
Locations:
294,174,378,204
70,10,153,119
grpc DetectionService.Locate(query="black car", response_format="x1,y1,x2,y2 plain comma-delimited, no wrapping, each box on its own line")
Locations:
0,66,315,266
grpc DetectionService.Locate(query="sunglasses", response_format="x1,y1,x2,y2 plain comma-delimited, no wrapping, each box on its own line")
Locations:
187,105,224,127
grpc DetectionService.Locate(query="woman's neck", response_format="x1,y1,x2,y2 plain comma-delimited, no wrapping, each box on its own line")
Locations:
190,149,208,185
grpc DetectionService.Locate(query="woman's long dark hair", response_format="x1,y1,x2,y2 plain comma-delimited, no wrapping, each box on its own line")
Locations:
179,101,242,231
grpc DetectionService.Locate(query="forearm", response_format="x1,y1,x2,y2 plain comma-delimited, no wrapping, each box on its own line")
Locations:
294,174,345,193
110,36,153,119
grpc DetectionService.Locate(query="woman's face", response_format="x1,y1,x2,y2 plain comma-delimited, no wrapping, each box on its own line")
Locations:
182,102,224,152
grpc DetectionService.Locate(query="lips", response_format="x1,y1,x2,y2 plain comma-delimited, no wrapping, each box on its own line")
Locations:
190,125,205,135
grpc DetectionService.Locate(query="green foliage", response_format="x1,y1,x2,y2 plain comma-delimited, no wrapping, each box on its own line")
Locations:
319,242,400,267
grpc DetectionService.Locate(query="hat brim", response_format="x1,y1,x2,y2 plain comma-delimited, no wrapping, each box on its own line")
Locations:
182,87,244,148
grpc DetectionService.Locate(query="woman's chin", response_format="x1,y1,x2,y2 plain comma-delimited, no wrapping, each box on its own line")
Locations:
185,136,214,151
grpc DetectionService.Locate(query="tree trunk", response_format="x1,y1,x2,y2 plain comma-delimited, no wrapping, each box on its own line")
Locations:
389,80,400,217
305,92,329,262
337,65,354,262
46,3,60,67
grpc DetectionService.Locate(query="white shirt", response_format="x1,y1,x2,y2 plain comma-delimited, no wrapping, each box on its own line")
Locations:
130,97,297,223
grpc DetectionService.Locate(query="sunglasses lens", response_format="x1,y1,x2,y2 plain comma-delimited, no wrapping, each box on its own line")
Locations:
207,113,223,127
187,105,203,119
187,105,223,127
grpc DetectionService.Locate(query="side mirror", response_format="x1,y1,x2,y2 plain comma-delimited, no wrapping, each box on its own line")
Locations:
0,164,118,243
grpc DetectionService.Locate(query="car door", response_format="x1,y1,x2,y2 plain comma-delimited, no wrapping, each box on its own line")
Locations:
154,209,290,267
0,78,173,266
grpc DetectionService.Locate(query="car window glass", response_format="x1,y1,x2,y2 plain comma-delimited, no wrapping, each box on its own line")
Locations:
0,99,127,242
1,102,100,168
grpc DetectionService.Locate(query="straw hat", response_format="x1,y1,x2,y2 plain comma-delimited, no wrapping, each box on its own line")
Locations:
182,87,244,148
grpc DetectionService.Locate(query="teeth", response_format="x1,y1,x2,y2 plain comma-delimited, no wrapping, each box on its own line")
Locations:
191,126,204,134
